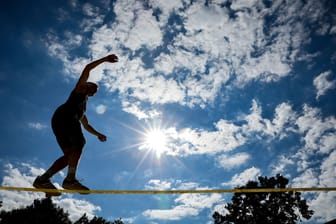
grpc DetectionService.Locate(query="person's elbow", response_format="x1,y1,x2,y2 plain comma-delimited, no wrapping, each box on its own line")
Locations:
84,63,96,72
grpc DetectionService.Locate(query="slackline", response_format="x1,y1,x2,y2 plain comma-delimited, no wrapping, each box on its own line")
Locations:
1,186,336,194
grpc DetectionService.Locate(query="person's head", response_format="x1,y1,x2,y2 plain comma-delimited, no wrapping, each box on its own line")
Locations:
86,82,98,96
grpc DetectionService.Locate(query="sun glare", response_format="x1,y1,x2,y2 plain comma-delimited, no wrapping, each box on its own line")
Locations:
144,129,167,157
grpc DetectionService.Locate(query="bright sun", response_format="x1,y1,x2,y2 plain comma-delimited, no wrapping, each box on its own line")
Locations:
144,129,167,157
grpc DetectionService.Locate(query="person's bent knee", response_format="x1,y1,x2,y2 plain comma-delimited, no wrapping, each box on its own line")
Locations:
74,136,86,149
62,144,84,156
70,138,86,152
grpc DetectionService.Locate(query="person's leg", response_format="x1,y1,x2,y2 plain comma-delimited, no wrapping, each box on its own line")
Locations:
61,134,89,192
33,156,67,196
62,148,82,180
62,148,89,192
40,156,68,180
34,121,72,190
33,128,68,191
50,120,84,181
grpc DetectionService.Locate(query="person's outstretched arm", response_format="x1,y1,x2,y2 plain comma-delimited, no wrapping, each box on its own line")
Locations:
81,115,107,142
76,54,118,90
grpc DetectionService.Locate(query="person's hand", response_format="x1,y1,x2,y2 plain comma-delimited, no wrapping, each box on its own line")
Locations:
106,54,118,63
97,133,107,142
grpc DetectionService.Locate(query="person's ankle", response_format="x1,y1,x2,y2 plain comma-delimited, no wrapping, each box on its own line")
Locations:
64,177,75,181
39,174,50,181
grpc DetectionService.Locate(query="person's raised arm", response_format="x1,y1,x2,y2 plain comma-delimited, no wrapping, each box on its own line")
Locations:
75,54,118,91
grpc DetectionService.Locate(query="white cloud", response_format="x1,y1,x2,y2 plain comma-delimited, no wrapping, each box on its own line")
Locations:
143,206,199,221
96,104,107,114
216,153,250,170
241,100,298,141
112,0,163,51
310,192,336,222
285,150,336,223
165,119,246,156
44,1,328,119
64,31,83,47
243,100,272,134
82,3,99,17
121,101,161,120
295,104,336,154
266,103,336,222
145,179,172,190
319,150,336,187
272,102,298,138
147,0,185,26
231,0,260,10
44,32,90,79
313,70,336,99
132,99,336,177
0,163,101,221
287,131,336,222
330,25,336,34
143,180,222,221
28,122,48,130
292,169,319,188
128,76,185,105
137,100,296,158
0,164,43,211
177,181,200,190
57,198,101,221
222,167,261,187
271,155,295,175
319,132,336,154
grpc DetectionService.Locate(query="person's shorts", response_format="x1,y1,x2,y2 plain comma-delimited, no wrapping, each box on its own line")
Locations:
51,114,86,151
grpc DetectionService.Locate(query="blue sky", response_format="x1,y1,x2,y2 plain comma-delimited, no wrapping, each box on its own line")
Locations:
0,0,336,223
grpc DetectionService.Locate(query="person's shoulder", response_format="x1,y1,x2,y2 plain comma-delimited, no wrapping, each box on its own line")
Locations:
74,83,87,94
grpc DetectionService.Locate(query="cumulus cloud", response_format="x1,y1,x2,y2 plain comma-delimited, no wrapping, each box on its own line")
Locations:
242,100,297,139
216,153,250,170
295,104,336,154
28,122,48,130
44,0,328,118
121,101,161,120
143,179,222,221
308,155,336,223
0,163,101,221
271,155,295,175
286,117,336,222
95,104,107,114
134,98,333,161
145,179,172,190
319,150,336,188
292,169,319,188
161,119,246,156
313,70,336,99
222,167,261,187
161,100,298,157
291,151,336,222
310,192,336,222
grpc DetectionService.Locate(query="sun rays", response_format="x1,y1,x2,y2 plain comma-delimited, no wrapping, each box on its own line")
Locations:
107,117,175,160
142,128,168,158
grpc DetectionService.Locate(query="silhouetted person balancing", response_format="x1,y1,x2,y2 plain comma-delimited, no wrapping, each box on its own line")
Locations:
33,54,119,196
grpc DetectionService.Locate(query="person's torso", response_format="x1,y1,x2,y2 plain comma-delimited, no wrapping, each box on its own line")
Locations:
55,90,88,120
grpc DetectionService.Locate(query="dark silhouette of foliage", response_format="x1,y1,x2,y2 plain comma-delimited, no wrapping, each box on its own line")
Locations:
74,214,90,224
213,174,314,224
74,214,123,224
0,197,71,224
0,197,123,224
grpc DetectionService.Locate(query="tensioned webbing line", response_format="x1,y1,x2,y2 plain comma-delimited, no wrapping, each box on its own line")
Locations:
1,186,336,195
